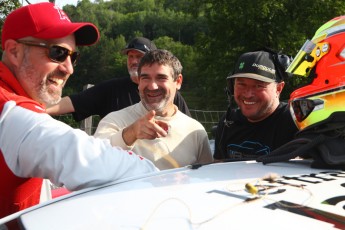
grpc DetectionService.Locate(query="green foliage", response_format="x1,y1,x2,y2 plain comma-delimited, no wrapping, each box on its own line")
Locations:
2,0,345,113
61,0,205,106
0,0,21,21
0,0,21,57
154,36,198,90
190,0,345,109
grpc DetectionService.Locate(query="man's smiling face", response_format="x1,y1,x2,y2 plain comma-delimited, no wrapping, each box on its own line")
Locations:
138,63,182,116
233,77,284,122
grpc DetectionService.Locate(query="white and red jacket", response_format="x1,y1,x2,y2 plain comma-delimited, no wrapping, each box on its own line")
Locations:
0,62,158,218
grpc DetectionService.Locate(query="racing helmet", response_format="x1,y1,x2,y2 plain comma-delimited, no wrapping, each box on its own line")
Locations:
287,16,345,130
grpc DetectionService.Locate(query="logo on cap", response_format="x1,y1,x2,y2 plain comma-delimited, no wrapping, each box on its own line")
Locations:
239,62,245,70
252,63,275,74
54,5,71,22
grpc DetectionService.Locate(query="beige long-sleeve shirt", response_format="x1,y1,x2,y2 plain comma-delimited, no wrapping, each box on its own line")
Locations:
94,102,213,170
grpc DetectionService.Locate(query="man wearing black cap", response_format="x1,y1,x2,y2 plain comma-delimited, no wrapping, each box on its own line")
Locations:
214,50,298,161
47,37,191,120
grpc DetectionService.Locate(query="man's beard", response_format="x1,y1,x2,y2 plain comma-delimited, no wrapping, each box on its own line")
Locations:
37,80,63,107
128,68,138,77
140,88,170,115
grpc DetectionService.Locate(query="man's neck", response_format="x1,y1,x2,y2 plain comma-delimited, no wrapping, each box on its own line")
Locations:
155,105,178,117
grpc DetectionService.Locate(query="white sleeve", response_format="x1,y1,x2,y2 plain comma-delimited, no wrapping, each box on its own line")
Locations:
0,101,159,191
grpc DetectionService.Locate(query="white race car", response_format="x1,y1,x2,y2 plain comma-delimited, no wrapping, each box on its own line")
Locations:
1,160,344,229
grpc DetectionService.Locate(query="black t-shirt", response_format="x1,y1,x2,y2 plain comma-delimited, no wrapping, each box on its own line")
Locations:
214,102,298,160
70,77,191,121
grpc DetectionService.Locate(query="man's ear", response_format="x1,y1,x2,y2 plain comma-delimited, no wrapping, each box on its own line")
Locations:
176,74,183,90
4,39,23,67
276,81,285,98
277,81,285,93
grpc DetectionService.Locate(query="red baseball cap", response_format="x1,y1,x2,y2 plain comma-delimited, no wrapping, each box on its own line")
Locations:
1,2,100,50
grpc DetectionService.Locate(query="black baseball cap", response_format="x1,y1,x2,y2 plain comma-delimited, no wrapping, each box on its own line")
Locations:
227,51,279,83
120,37,157,55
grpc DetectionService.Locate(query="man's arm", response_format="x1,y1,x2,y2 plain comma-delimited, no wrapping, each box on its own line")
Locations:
94,110,169,147
0,102,158,191
122,110,169,146
46,96,75,116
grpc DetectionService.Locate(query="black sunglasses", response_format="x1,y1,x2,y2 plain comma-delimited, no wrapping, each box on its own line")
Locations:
17,40,80,66
291,98,324,122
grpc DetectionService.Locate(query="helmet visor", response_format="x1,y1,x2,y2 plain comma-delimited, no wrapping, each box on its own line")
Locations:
286,40,330,77
291,98,324,122
286,40,316,77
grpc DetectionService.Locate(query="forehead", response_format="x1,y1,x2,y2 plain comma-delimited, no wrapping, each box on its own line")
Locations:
127,50,145,57
235,77,272,85
140,63,172,76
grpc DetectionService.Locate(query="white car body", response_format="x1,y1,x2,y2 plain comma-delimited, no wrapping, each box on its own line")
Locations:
1,160,345,229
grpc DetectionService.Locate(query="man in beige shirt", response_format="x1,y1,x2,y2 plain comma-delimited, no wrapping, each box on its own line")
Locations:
95,49,213,169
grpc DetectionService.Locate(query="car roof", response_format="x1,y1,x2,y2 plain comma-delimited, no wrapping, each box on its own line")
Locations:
1,160,345,229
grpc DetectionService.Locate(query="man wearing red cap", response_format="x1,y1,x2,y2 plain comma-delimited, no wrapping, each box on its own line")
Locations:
46,37,191,121
0,2,157,220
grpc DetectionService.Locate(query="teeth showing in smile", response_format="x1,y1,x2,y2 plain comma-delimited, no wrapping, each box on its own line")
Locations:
50,78,64,86
244,101,255,105
147,92,162,97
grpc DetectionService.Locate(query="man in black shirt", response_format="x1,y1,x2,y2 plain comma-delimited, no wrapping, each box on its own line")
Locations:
47,37,190,121
214,50,298,161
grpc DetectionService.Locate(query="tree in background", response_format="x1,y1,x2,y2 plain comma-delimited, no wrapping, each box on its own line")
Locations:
2,0,345,112
190,0,345,110
0,0,20,20
0,0,21,58
62,0,204,100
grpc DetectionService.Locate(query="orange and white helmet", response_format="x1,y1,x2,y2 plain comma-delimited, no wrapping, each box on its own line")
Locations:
287,16,345,130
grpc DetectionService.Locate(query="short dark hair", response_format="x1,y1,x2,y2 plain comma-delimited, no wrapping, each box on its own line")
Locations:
138,49,182,81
